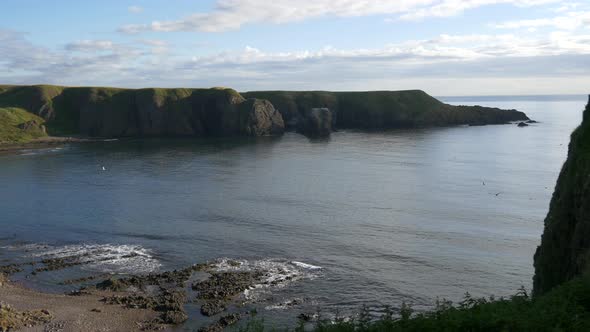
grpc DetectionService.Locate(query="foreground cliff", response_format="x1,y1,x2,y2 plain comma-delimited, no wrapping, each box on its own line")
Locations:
0,85,528,143
534,96,590,295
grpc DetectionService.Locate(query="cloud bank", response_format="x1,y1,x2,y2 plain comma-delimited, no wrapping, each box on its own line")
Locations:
118,0,560,33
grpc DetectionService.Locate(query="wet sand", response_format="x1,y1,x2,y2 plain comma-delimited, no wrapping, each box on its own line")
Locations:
0,275,161,332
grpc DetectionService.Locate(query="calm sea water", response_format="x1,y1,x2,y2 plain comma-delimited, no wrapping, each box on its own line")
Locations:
0,95,587,328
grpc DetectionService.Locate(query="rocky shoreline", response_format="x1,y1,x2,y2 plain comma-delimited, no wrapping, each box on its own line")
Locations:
0,85,530,145
0,136,116,155
0,252,317,332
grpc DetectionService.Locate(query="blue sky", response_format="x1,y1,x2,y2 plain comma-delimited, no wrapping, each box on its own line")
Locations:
1,0,589,95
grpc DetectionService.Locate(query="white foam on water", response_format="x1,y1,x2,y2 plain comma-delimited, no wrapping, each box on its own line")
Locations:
209,258,323,302
264,298,310,311
291,261,323,270
1,243,51,251
30,243,161,274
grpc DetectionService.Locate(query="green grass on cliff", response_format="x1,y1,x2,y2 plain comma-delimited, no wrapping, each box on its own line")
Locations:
241,275,590,332
0,107,47,143
242,90,525,128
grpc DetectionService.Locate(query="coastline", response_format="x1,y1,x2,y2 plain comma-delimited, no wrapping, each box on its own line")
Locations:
0,137,115,155
0,274,161,332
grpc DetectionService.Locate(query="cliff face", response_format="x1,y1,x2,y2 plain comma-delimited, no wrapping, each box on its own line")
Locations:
242,90,529,130
534,96,590,295
0,86,284,138
0,85,528,142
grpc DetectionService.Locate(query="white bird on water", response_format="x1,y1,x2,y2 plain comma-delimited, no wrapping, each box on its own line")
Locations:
101,166,106,171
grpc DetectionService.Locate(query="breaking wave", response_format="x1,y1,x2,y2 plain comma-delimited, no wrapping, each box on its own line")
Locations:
30,243,161,274
208,258,323,302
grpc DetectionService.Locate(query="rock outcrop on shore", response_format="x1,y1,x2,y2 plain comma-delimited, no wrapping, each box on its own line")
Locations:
0,85,529,142
533,96,590,295
297,108,333,137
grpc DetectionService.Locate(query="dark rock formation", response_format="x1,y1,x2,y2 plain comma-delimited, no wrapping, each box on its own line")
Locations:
201,300,226,317
0,86,285,138
297,108,332,137
17,120,46,134
517,122,529,127
243,90,529,130
192,271,262,300
75,88,285,138
0,85,530,142
198,313,241,332
237,99,285,136
534,96,590,295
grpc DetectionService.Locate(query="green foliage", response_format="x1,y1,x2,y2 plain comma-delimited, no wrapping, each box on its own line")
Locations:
243,90,527,129
0,107,47,143
238,275,590,332
0,85,528,142
533,98,590,295
0,85,248,140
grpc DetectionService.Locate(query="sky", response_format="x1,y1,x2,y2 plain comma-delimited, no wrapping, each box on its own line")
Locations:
1,0,589,95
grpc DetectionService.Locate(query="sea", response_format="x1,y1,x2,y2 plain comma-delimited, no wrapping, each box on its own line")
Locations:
0,94,587,329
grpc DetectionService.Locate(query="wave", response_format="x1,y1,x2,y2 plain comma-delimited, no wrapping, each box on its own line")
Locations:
208,258,323,302
30,243,161,274
291,261,323,270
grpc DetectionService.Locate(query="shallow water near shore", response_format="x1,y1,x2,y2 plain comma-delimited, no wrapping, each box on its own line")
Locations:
0,95,586,329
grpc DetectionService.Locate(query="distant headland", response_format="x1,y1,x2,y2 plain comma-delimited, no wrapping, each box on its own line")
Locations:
0,85,529,145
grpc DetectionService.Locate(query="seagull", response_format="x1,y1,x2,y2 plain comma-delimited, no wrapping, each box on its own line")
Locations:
495,192,501,197
101,166,106,171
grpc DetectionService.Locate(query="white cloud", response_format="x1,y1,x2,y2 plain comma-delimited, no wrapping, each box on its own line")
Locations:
137,39,169,55
399,0,559,21
554,2,582,13
493,10,590,30
118,0,559,33
2,27,589,95
184,31,590,69
65,40,115,52
128,6,143,14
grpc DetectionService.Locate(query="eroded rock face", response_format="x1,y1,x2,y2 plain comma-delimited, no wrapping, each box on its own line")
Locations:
17,120,46,134
297,108,332,137
534,96,590,295
76,88,284,138
237,99,285,136
243,90,529,130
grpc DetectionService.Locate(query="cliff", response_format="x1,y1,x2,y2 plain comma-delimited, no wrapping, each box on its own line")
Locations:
0,85,528,143
533,96,590,295
0,85,284,142
242,90,529,130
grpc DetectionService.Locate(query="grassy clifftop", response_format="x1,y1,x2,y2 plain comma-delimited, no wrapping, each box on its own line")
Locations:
0,85,528,143
243,90,528,129
0,85,253,141
0,107,47,143
533,96,590,295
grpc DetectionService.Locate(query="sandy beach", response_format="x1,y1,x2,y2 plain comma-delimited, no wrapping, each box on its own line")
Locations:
0,274,161,332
